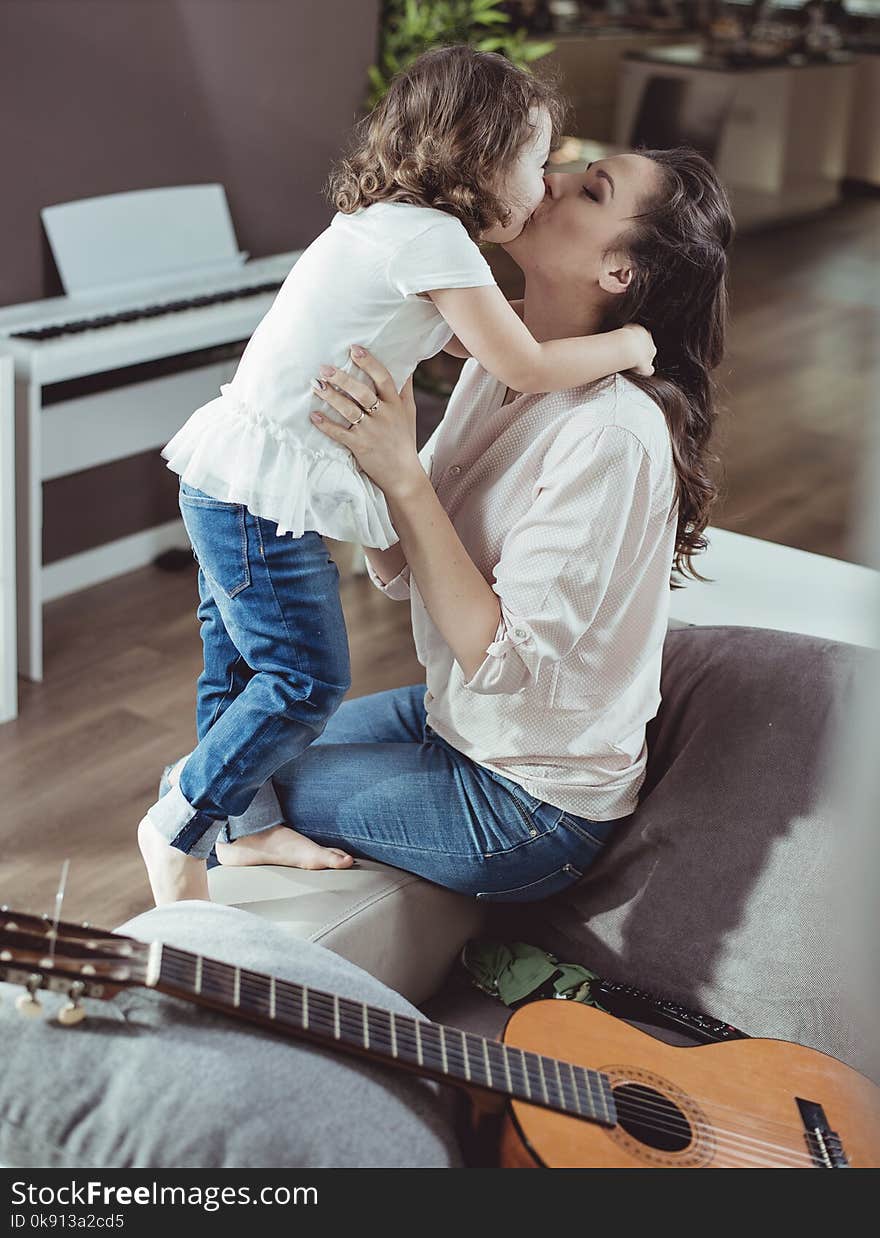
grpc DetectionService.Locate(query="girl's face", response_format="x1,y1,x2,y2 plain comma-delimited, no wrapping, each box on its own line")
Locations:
482,107,553,245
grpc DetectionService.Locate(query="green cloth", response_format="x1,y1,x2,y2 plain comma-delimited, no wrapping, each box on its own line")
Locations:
461,939,604,1009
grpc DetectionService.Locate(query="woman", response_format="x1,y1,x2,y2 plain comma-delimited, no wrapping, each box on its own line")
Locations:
159,146,733,904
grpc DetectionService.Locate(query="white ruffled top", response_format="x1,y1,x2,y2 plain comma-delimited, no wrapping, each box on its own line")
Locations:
162,203,496,547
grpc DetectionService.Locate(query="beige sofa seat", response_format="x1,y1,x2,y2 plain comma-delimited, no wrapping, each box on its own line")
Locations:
208,859,486,1007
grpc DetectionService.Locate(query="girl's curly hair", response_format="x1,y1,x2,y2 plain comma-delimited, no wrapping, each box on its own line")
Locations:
328,45,566,240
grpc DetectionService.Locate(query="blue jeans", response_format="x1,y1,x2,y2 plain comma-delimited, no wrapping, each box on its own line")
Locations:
148,482,351,858
167,683,627,903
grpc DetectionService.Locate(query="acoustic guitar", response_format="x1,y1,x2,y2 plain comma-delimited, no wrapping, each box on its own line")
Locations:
2,909,878,1168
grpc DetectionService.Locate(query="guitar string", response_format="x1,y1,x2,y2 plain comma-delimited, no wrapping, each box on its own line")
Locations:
156,951,808,1158
11,932,835,1166
158,956,816,1167
164,993,805,1166
21,929,830,1151
573,1096,812,1167
165,957,816,1165
228,960,826,1143
247,996,814,1167
218,967,828,1158
241,984,818,1166
222,963,817,1163
153,959,816,1168
158,945,816,1138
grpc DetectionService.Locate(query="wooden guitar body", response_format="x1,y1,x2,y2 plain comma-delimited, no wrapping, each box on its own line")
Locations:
499,1001,880,1168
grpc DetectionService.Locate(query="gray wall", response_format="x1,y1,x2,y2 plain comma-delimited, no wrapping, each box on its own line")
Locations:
0,0,380,306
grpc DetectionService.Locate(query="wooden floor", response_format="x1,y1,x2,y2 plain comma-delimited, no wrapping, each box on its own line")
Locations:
715,196,880,560
3,196,878,929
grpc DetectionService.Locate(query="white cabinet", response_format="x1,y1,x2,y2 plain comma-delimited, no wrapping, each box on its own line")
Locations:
615,50,856,230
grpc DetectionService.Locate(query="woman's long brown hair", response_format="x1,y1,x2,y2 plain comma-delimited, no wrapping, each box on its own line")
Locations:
603,147,734,585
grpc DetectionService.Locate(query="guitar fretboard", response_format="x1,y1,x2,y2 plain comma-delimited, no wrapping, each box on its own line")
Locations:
157,945,617,1126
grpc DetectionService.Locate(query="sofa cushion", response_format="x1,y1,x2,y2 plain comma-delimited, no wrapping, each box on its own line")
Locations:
512,625,873,1075
208,860,486,1007
0,903,462,1169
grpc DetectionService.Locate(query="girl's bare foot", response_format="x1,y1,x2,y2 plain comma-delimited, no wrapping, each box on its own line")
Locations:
138,817,210,905
215,825,354,871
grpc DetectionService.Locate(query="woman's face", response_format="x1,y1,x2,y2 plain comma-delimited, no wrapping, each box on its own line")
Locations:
504,152,661,289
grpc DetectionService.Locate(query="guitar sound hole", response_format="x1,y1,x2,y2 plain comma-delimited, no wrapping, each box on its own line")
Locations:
613,1083,692,1152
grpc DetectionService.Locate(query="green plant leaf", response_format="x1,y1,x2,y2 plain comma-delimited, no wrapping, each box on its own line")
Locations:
367,0,555,109
522,41,556,61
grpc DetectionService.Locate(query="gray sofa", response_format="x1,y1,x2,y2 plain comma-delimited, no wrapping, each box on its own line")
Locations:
211,623,873,1076
2,622,872,1168
435,625,873,1075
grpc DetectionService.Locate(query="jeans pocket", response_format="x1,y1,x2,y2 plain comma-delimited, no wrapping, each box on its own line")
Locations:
558,812,622,853
484,768,553,840
180,493,251,599
475,861,584,904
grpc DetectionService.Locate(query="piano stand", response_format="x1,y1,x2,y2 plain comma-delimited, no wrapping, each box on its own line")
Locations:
1,246,301,681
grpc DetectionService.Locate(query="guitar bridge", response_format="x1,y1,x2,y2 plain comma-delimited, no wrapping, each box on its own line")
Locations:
797,1097,850,1168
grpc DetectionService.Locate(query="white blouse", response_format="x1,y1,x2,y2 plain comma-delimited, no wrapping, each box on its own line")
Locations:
162,203,495,548
368,361,678,821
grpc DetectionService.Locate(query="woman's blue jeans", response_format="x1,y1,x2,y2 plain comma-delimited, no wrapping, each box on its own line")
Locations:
163,683,627,903
147,482,351,858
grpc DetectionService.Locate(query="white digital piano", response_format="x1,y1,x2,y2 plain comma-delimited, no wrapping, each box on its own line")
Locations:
0,185,302,682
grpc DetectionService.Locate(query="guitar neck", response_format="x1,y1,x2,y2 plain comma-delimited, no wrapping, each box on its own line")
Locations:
151,942,616,1126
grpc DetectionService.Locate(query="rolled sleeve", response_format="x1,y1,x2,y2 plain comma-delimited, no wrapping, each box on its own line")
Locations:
462,424,654,697
366,556,412,601
461,607,548,695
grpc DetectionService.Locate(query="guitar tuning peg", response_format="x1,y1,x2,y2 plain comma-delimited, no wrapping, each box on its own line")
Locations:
57,981,86,1028
15,975,44,1018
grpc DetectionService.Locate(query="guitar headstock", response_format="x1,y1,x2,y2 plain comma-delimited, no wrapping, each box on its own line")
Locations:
0,908,150,1024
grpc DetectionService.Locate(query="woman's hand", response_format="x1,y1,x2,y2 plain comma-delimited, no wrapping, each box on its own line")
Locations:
313,348,501,681
310,346,422,499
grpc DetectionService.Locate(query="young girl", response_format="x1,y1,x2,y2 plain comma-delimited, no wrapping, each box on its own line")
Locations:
139,45,655,904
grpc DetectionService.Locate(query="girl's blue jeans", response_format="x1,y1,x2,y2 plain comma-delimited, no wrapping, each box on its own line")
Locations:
145,482,351,858
160,679,629,904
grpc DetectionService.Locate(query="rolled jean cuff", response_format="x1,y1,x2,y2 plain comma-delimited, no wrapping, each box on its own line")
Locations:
226,779,286,841
146,782,220,860
158,756,284,845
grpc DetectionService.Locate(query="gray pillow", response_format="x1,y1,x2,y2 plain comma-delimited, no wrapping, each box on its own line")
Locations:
0,902,462,1168
512,625,875,1077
